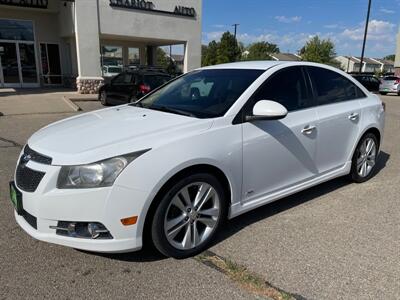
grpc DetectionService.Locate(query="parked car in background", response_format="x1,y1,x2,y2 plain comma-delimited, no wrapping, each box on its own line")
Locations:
98,67,172,105
102,65,123,78
352,74,380,92
379,76,400,95
10,61,385,258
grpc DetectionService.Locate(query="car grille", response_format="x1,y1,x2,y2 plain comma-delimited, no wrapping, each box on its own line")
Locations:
16,164,45,192
15,145,51,192
23,145,52,165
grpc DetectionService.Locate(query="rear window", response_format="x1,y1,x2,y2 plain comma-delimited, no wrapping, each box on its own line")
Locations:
383,76,399,81
144,75,171,89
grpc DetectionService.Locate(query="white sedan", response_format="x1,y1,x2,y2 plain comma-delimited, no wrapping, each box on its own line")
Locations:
10,61,385,258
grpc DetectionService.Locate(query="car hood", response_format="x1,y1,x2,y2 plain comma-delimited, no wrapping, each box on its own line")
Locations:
28,105,213,165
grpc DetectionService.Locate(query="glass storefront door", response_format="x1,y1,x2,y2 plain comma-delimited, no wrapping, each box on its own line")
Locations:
19,43,38,84
0,19,39,88
0,42,19,85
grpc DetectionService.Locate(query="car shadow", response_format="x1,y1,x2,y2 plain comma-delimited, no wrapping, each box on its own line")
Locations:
89,151,390,262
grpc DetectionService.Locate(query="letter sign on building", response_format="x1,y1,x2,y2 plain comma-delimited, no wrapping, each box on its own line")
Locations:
0,0,48,9
109,0,196,18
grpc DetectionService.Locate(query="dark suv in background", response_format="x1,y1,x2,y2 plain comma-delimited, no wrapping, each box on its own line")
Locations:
351,74,380,93
99,67,172,106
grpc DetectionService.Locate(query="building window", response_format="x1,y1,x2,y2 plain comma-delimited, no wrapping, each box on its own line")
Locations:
0,19,34,41
101,45,122,68
40,43,62,84
128,47,140,66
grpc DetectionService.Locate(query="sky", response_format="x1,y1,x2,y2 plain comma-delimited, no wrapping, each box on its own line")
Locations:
202,0,400,58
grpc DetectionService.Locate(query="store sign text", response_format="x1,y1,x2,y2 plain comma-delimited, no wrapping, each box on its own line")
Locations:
0,0,48,9
109,0,196,18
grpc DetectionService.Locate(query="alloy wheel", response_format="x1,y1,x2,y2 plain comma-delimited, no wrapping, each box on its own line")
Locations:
163,182,221,250
357,137,376,178
100,91,107,105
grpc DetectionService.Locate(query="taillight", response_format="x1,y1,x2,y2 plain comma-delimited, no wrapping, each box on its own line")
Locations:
139,84,151,94
396,79,400,84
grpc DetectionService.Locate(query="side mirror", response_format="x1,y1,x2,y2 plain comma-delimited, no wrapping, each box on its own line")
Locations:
246,100,288,122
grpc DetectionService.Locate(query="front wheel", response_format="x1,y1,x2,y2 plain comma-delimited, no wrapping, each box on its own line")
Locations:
349,133,378,183
99,90,109,106
151,173,227,259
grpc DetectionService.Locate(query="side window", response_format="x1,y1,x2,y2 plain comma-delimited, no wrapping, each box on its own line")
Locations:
123,73,133,84
252,67,311,111
307,67,365,105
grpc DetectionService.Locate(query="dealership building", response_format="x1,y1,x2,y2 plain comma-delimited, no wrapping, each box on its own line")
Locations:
0,0,202,93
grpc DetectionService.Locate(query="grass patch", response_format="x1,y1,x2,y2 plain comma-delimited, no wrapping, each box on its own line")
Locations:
195,251,294,300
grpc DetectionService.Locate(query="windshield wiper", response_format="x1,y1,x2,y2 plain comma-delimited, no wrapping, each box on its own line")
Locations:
149,105,196,117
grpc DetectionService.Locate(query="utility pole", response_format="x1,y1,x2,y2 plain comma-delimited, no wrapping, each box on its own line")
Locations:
359,0,372,74
232,23,240,40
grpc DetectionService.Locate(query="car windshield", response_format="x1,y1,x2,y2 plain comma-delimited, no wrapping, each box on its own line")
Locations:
132,69,263,118
108,67,122,73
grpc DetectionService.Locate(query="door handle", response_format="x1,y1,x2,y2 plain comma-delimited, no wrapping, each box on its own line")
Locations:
301,125,316,135
348,112,359,121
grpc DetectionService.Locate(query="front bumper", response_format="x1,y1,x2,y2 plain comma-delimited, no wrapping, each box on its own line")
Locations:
13,160,150,253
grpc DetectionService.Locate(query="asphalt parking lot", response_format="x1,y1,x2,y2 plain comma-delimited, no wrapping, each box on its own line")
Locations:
0,91,399,300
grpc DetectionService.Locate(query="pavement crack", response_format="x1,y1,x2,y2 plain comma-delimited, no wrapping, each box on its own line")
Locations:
194,250,307,300
0,137,23,149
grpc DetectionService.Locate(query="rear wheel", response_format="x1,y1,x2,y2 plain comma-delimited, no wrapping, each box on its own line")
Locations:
151,173,227,259
99,90,109,106
349,133,378,183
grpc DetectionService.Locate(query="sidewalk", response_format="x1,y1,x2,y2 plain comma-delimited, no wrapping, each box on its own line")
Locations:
0,88,98,116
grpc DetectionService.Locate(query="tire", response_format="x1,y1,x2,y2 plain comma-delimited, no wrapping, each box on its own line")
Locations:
99,90,109,106
379,92,387,95
129,96,137,103
349,133,379,183
151,173,227,259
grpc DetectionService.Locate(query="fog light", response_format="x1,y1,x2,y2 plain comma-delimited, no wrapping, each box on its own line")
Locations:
50,221,113,239
88,223,106,239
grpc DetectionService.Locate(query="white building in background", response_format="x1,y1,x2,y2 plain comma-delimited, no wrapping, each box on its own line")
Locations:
335,56,394,74
0,0,202,93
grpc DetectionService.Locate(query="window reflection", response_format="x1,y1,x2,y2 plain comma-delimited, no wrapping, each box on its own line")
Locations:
0,19,34,41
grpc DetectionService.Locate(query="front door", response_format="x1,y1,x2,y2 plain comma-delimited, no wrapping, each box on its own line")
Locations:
0,42,20,87
0,42,38,88
242,66,318,203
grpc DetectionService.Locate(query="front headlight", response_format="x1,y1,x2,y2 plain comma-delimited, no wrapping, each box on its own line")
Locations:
57,150,149,189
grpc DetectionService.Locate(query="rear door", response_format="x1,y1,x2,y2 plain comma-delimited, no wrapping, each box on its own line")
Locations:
114,73,135,103
306,66,364,174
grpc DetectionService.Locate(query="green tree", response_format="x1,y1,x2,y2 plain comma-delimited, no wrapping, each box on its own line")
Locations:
216,31,240,64
299,36,338,66
383,54,395,61
156,47,170,69
245,42,279,60
202,41,218,66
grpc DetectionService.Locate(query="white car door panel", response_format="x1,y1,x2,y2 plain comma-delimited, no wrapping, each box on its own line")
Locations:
306,66,364,174
241,66,319,203
242,108,319,202
315,101,361,173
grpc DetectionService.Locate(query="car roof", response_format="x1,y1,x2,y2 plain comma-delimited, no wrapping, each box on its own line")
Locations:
199,60,341,71
200,61,284,70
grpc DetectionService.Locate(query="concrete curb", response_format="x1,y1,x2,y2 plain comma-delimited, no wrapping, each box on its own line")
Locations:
62,96,82,112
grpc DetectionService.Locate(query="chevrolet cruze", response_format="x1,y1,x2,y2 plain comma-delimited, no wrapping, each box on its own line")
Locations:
10,61,385,258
